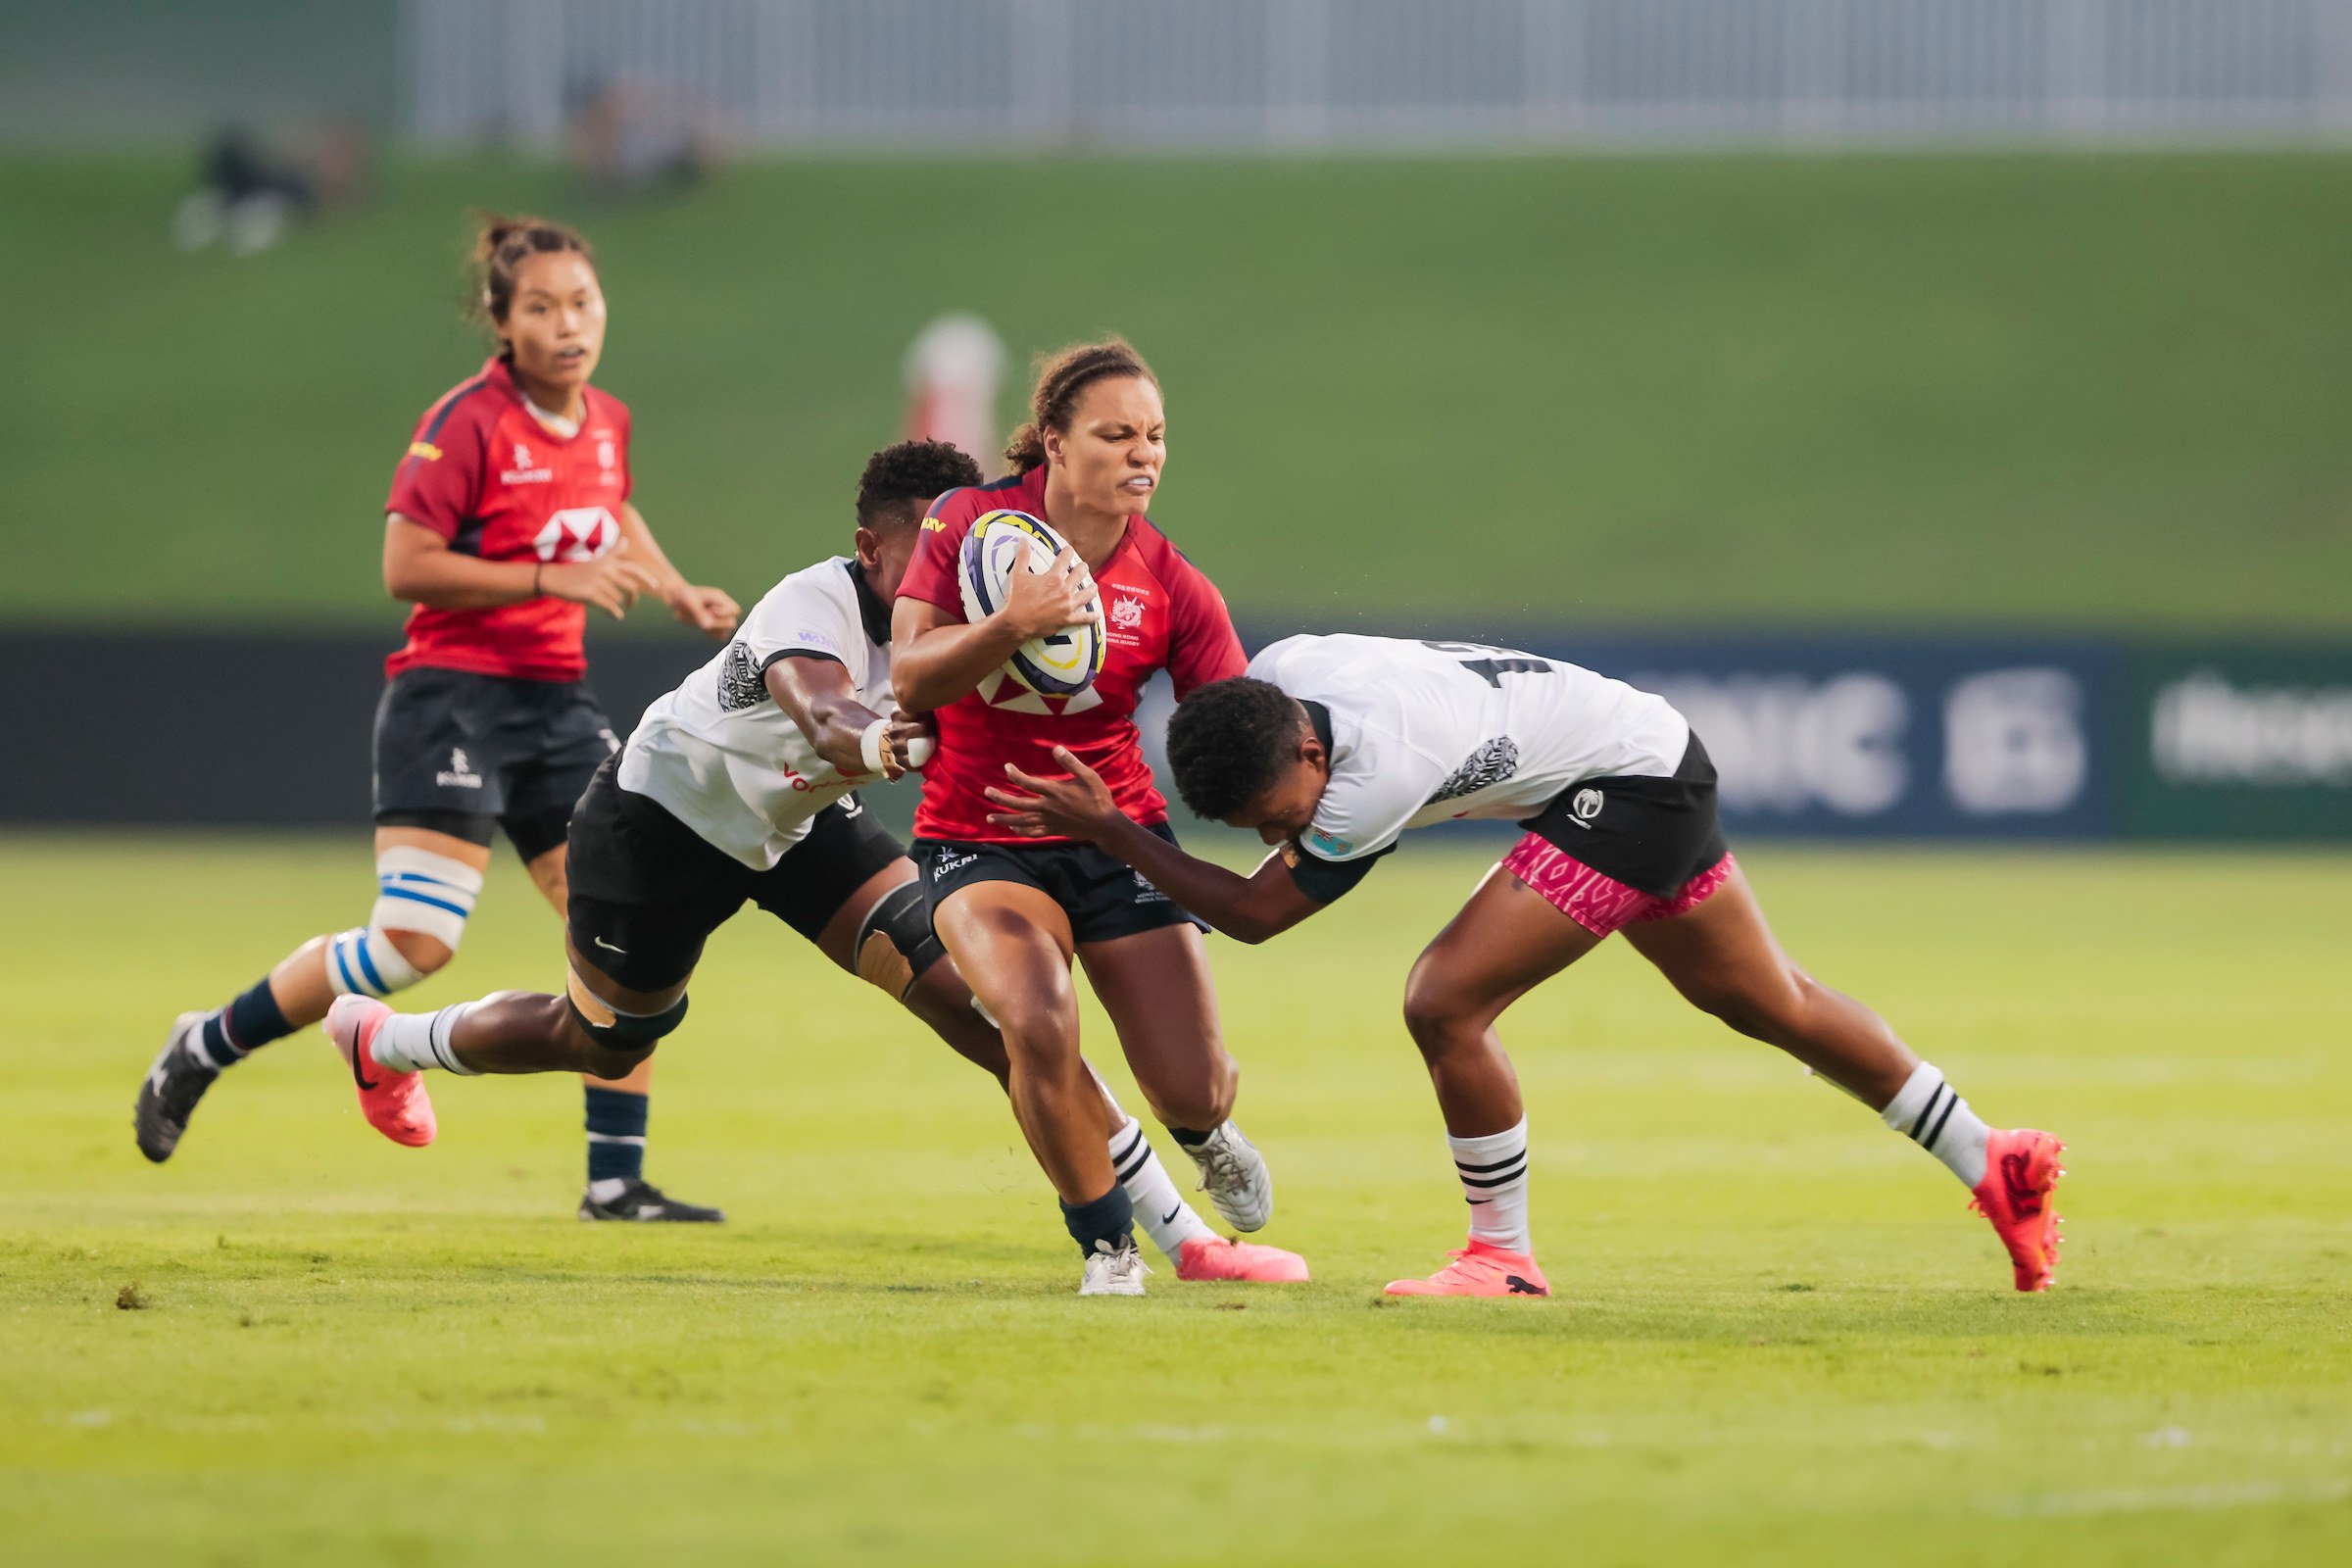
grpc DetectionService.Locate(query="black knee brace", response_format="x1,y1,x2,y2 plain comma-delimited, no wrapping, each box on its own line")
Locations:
564,965,689,1050
854,880,946,1002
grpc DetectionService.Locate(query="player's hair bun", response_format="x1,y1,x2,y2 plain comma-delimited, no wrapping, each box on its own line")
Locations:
466,212,596,328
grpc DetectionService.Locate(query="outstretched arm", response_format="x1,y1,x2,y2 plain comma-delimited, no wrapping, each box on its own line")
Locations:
983,747,1324,944
765,656,927,781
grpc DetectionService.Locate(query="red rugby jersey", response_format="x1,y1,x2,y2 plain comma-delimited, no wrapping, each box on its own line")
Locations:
899,466,1246,843
383,357,632,682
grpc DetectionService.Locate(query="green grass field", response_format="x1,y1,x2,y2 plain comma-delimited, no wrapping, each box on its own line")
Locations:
5,832,2349,1564
8,152,2352,632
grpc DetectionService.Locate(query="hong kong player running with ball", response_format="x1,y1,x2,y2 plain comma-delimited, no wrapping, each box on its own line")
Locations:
329,442,1262,1284
987,634,2066,1297
136,216,741,1221
893,341,1306,1296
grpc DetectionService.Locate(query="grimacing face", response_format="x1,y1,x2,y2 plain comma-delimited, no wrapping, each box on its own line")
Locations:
1045,375,1164,515
498,250,606,403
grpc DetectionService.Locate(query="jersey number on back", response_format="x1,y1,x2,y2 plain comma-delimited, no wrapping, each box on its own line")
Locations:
1422,641,1553,688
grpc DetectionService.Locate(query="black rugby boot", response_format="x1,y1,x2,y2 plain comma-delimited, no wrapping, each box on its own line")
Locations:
135,1011,221,1163
578,1178,726,1223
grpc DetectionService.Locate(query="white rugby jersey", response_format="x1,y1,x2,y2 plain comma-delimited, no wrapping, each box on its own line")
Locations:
1245,634,1690,868
618,557,895,868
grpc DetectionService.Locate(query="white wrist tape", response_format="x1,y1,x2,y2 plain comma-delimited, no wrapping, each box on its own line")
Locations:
859,717,890,775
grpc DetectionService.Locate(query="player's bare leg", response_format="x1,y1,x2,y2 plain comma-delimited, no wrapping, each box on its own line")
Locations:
1077,925,1307,1281
1618,862,1914,1101
836,869,1295,1281
931,884,1109,1200
1622,862,2064,1291
1384,863,1609,1297
137,825,481,1161
1401,866,1610,1136
1081,927,1248,1206
931,882,1145,1294
813,864,1019,1084
354,945,676,1079
807,863,1279,1280
1078,925,1236,1131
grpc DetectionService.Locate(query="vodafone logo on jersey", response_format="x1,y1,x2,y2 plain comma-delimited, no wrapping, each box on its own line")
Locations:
533,507,619,563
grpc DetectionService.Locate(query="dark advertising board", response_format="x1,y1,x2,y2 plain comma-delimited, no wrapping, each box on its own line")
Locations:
6,629,2349,841
1548,638,2116,841
2119,646,2352,841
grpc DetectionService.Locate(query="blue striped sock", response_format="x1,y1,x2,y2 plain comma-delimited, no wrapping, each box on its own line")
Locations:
194,977,293,1069
585,1087,648,1185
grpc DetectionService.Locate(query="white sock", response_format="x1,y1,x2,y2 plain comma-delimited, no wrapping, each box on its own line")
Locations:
1109,1116,1217,1262
587,1176,631,1203
368,1003,482,1076
1450,1118,1532,1254
1880,1061,1989,1189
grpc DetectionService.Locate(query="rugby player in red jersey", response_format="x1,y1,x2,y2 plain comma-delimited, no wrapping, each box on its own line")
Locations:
324,442,1275,1292
136,215,741,1223
892,340,1306,1294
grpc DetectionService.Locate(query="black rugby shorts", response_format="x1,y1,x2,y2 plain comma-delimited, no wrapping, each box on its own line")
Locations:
564,760,907,994
912,822,1209,946
372,667,617,860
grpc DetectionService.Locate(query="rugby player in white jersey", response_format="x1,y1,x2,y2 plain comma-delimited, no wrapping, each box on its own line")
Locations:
327,441,1302,1294
984,634,2067,1297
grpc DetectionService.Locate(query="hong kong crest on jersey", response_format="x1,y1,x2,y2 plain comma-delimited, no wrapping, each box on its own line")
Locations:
1109,595,1146,632
715,642,766,711
1431,736,1520,803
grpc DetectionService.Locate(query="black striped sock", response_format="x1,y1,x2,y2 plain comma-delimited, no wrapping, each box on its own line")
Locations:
1879,1062,1991,1188
1448,1119,1532,1253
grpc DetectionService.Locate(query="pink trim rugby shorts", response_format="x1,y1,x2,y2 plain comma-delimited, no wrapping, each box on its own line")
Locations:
1500,839,1736,937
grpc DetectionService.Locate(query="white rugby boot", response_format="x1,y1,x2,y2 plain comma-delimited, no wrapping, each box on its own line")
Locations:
1078,1237,1149,1297
1182,1120,1273,1232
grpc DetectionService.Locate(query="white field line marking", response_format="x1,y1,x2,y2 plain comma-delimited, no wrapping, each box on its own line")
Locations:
1990,1478,2351,1518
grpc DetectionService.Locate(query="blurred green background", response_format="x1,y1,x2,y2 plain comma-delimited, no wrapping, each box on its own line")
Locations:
7,150,2350,633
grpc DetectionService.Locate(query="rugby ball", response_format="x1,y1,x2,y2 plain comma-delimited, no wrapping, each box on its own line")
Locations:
956,509,1105,696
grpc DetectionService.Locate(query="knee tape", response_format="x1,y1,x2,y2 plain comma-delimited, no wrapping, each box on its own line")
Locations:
369,847,484,950
328,848,486,1000
564,964,689,1049
325,926,422,999
854,880,946,1003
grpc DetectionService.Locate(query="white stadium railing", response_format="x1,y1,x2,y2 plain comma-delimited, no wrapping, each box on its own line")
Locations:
407,0,2352,150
